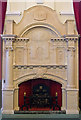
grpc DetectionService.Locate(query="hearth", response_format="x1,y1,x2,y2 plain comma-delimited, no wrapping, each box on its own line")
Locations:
19,79,62,111
14,110,66,114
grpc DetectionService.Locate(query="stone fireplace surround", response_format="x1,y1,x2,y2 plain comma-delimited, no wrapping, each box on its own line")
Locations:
1,5,79,114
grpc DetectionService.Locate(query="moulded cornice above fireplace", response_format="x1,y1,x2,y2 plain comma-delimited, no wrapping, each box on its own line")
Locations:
13,65,67,69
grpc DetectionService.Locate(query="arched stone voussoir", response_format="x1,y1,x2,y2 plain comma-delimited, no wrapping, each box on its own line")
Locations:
13,73,67,88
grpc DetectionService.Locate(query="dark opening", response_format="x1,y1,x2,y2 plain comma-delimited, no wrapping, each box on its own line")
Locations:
18,78,62,111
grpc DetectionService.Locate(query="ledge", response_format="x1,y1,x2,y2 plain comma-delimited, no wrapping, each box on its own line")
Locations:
13,65,67,69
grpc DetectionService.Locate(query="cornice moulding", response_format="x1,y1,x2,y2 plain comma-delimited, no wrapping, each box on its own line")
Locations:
6,12,22,16
59,12,74,16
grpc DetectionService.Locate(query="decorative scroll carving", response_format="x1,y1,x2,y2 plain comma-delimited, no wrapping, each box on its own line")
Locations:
34,10,47,21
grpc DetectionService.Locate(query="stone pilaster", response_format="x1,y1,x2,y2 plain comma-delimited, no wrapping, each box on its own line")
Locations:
14,87,19,111
1,35,16,114
2,35,16,89
67,47,75,88
2,89,14,114
61,87,66,111
66,89,79,114
66,37,79,114
5,47,13,88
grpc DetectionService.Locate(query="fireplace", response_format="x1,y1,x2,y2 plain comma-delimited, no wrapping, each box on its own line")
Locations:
19,78,62,111
1,5,79,114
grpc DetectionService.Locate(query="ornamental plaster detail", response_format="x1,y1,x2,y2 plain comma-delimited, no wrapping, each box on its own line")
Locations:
34,10,47,21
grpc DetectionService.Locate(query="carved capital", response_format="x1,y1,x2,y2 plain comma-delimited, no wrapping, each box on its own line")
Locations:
67,47,76,52
5,46,13,51
1,34,17,41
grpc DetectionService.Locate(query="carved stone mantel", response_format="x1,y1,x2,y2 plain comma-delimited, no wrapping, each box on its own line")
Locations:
2,5,79,114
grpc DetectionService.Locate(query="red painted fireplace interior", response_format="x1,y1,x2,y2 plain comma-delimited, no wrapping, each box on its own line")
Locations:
19,78,62,111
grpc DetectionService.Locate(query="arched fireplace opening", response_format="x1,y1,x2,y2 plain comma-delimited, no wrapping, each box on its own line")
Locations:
18,78,62,111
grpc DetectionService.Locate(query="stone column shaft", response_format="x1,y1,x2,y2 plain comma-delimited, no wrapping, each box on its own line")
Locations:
67,47,75,88
5,48,13,88
61,87,66,110
14,87,19,111
1,35,17,114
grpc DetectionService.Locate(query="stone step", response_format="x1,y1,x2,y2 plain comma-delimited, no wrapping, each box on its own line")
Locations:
1,118,80,120
2,114,80,120
14,110,66,114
